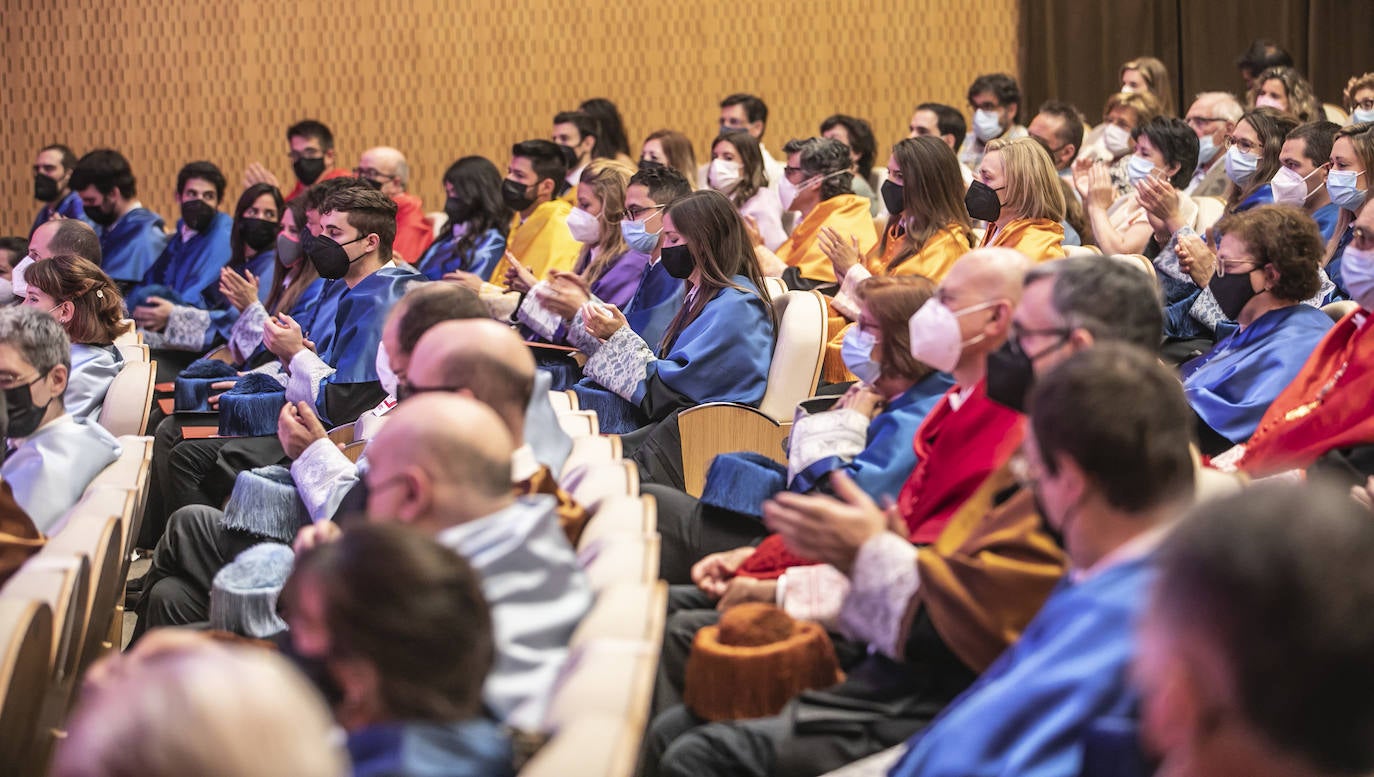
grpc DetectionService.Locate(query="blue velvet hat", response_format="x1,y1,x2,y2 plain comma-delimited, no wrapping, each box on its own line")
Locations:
216,373,287,437
173,358,240,412
698,452,787,519
209,542,294,638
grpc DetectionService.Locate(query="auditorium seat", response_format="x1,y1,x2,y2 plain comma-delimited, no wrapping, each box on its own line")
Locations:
97,360,157,437
576,494,656,553
0,598,53,775
40,509,122,676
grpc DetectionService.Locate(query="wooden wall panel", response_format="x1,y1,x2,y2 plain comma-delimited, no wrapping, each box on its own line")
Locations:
0,0,1019,237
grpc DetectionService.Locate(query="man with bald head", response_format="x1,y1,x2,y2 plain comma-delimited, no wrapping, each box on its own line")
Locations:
355,146,434,263
13,218,104,299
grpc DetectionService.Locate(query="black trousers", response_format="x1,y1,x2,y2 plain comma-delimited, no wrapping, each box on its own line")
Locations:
643,483,771,585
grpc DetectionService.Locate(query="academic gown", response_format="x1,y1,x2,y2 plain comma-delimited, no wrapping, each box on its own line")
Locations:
1324,224,1357,303
30,191,93,236
226,273,326,366
979,217,1067,262
97,206,169,286
3,415,121,534
1313,202,1341,243
776,194,879,287
488,201,582,282
66,344,122,422
348,720,513,777
134,211,234,309
163,248,281,354
586,249,652,310
889,554,1156,777
416,227,506,280
1182,304,1332,449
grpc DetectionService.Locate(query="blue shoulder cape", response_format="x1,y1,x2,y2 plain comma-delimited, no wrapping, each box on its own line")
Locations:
622,259,686,355
98,206,168,284
417,227,506,280
315,266,423,385
30,191,94,236
135,210,234,309
649,275,773,406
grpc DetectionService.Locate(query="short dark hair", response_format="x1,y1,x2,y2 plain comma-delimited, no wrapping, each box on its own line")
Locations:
511,139,569,185
284,523,493,722
916,102,968,151
968,73,1022,116
1029,343,1195,512
553,110,599,144
69,149,137,199
1236,38,1293,76
819,114,877,174
1287,120,1340,167
303,176,368,214
396,283,487,356
176,161,227,200
39,144,78,170
0,237,26,261
1215,205,1323,302
630,162,692,205
43,219,103,264
1026,256,1163,352
320,187,398,260
783,137,854,200
1133,117,1199,189
286,119,335,152
720,93,769,125
1154,482,1374,774
1035,100,1086,151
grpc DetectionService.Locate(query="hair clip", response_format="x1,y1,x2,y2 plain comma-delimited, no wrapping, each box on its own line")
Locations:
96,290,104,299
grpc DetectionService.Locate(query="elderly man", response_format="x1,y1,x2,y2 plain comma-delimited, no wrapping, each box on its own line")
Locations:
1183,91,1245,197
14,219,104,300
354,146,434,263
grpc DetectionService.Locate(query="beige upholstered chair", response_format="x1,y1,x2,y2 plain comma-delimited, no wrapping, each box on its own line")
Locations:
0,599,53,774
97,361,157,437
41,510,122,675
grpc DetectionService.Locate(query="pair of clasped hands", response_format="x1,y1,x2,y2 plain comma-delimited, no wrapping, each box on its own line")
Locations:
438,251,628,341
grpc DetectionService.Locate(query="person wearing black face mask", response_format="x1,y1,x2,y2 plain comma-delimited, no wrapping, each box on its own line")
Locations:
966,137,1067,262
415,156,511,281
209,184,287,344
241,119,349,203
0,306,121,534
30,144,93,237
67,149,169,289
487,140,581,285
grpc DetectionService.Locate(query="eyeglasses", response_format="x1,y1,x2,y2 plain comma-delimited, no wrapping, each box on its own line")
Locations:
1217,261,1259,278
1185,116,1225,130
352,167,395,181
783,166,806,183
1352,98,1374,112
288,150,325,162
1224,136,1263,155
0,370,45,392
621,204,666,221
970,101,1001,112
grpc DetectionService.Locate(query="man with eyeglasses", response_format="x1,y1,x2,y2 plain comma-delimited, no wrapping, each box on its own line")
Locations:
353,146,434,264
243,119,352,202
960,73,1028,172
1183,92,1245,197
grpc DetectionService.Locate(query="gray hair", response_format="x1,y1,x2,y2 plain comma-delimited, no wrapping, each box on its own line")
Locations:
1195,91,1245,123
1024,257,1163,351
783,137,855,199
0,306,71,374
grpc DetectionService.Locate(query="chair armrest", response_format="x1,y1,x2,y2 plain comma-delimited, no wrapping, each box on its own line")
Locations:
677,402,792,497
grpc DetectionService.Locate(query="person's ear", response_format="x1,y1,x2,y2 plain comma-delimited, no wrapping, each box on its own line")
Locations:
1164,161,1182,181
1006,104,1019,124
1262,264,1280,290
397,469,430,523
324,149,337,168
1067,327,1095,353
537,177,555,202
330,657,380,726
56,300,74,325
47,364,68,398
364,232,381,255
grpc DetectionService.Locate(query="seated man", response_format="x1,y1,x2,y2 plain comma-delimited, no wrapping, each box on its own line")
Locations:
68,149,168,290
1278,120,1341,241
31,144,93,235
908,102,973,187
354,146,434,263
16,218,104,294
1135,483,1374,777
754,138,878,290
1182,92,1243,197
960,73,1028,172
1027,100,1086,182
0,306,121,533
552,110,600,190
243,119,353,201
488,140,582,283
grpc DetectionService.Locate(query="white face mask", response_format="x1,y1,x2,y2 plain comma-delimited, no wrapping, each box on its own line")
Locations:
1327,169,1369,211
972,109,1004,143
10,256,35,298
1127,155,1157,186
778,177,799,211
1103,124,1133,158
1224,145,1259,186
1255,94,1285,111
708,158,742,192
1196,134,1221,165
1270,166,1321,207
1353,107,1374,124
841,326,882,385
375,341,399,398
565,207,601,244
1342,245,1374,312
907,298,999,373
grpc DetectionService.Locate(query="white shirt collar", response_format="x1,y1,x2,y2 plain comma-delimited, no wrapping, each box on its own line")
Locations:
511,444,540,484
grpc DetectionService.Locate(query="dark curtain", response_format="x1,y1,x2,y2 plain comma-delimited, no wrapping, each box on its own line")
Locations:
1019,0,1373,120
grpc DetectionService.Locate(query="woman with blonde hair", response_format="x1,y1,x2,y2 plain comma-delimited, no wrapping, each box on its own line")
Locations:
1251,66,1322,123
1120,56,1176,116
21,254,125,421
1323,121,1373,299
642,130,699,191
968,136,1067,261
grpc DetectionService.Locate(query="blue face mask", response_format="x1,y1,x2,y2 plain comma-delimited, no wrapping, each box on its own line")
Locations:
1327,169,1369,212
620,217,661,254
1224,145,1258,186
841,326,882,385
1127,155,1157,186
1196,135,1220,165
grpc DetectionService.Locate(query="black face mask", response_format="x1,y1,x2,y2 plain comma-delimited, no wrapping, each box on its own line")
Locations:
181,199,216,233
1029,490,1067,549
5,373,53,439
274,632,345,707
444,196,475,226
1209,270,1260,321
33,174,61,203
880,179,904,216
238,217,280,252
84,200,117,226
307,234,368,280
659,244,695,280
964,180,1004,222
293,156,327,186
985,339,1036,413
501,178,536,212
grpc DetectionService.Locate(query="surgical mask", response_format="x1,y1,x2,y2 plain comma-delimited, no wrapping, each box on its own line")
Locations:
1210,268,1261,321
1353,108,1374,124
1341,245,1374,311
780,170,847,211
239,217,280,252
501,178,535,211
292,157,327,186
84,200,116,226
566,207,601,244
307,234,368,280
10,257,34,298
1120,85,1138,94
4,373,53,439
972,109,1004,143
659,244,694,280
1224,146,1259,186
1126,155,1156,186
33,174,60,203
778,176,800,211
841,326,882,385
180,199,216,233
880,179,904,216
276,233,303,267
1103,124,1132,158
375,341,398,398
1327,169,1368,211
1255,94,1285,111
964,180,1003,223
1196,135,1221,165
0,279,13,302
708,158,742,192
1270,166,1321,207
907,298,998,373
620,217,661,254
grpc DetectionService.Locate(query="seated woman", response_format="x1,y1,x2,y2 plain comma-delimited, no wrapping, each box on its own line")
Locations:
574,190,774,486
1250,65,1322,122
1077,90,1163,199
0,306,121,533
1182,206,1332,456
820,114,881,215
1321,122,1373,300
415,156,509,281
818,136,975,381
1078,117,1199,256
282,524,513,777
21,255,126,421
970,136,1068,261
642,130,700,193
1119,56,1176,116
706,131,785,250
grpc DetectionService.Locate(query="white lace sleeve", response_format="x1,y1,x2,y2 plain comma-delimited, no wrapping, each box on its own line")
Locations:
163,305,211,351
779,563,851,628
786,408,870,484
228,301,269,363
1152,227,1199,284
516,282,567,339
286,349,335,404
582,325,654,401
564,310,602,355
836,532,921,659
290,437,359,522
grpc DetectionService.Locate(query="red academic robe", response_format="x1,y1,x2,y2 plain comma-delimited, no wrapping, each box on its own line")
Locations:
1240,308,1374,476
391,192,435,265
737,379,1025,580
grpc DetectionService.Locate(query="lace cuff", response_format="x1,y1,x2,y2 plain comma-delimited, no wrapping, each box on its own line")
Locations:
830,264,872,321
228,301,269,363
287,349,335,404
479,283,520,321
163,305,211,351
779,563,850,628
564,311,601,355
583,325,654,401
1151,227,1199,284
836,532,920,659
290,437,359,522
517,282,567,340
1189,286,1227,333
787,408,870,484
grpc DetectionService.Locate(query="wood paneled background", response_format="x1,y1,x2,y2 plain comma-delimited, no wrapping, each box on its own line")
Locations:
0,0,1019,237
